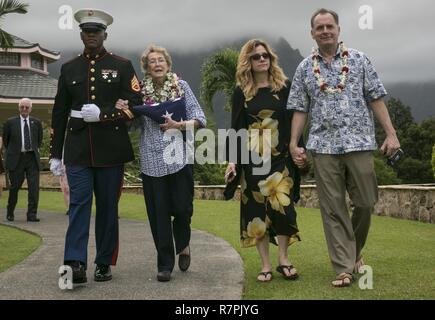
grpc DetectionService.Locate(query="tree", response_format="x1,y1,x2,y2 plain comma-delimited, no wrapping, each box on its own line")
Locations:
375,97,414,146
374,97,435,184
194,163,226,185
395,118,435,184
196,48,239,184
200,48,238,116
373,152,401,185
396,157,433,184
0,0,28,49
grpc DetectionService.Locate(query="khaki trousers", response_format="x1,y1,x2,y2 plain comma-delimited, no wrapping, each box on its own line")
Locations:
312,151,378,275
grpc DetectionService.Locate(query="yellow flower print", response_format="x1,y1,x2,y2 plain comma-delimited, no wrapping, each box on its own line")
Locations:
257,109,275,120
247,117,279,158
241,231,256,247
246,217,267,240
258,171,294,214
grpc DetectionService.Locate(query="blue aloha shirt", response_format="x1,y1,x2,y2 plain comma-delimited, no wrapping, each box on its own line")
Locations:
287,47,387,154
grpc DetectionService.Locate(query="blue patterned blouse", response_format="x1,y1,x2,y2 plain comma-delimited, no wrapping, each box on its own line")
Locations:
139,80,206,177
287,47,387,154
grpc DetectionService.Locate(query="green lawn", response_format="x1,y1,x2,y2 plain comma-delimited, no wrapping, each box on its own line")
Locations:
1,190,435,299
0,225,41,273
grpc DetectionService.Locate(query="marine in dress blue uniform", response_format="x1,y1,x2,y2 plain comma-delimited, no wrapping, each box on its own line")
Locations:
50,8,142,283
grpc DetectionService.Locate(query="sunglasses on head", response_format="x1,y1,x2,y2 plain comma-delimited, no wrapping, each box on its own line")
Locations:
250,52,270,61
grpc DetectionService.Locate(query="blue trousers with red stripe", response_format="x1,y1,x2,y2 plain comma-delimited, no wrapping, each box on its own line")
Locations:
64,165,123,268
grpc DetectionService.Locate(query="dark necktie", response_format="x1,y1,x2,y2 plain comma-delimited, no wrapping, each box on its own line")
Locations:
24,118,31,151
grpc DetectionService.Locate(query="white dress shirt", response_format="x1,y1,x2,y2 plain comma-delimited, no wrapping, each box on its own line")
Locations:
20,115,32,152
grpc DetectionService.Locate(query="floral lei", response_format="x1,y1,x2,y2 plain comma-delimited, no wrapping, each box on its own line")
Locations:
312,41,349,94
142,72,184,105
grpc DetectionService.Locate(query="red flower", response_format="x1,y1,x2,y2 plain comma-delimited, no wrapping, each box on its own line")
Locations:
342,66,349,73
320,83,328,91
145,98,155,105
342,51,349,57
337,84,344,90
314,68,321,74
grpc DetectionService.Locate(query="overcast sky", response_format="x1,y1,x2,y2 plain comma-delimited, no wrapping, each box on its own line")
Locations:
3,0,434,83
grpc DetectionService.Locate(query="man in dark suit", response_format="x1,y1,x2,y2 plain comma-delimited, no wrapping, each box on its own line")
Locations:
0,138,5,199
2,98,43,222
49,8,142,285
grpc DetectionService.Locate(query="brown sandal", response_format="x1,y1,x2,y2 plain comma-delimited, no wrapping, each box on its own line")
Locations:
332,273,354,287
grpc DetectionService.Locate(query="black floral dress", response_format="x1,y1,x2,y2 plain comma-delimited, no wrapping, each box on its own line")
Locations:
230,82,301,248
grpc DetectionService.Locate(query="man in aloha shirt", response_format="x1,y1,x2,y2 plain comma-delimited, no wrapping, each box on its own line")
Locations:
287,8,401,287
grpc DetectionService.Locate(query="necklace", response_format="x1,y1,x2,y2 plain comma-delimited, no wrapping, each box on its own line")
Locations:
142,72,184,105
312,42,349,94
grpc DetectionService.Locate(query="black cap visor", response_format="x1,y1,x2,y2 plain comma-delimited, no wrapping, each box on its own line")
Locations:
80,22,106,32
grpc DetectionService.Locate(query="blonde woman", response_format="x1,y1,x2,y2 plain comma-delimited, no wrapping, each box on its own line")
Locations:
225,39,307,282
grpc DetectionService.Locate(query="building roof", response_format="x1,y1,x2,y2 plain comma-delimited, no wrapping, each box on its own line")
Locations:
0,34,60,62
10,34,34,47
10,34,60,56
0,69,58,100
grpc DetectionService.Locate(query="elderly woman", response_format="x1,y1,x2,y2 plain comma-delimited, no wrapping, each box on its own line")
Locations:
117,45,206,282
225,39,307,282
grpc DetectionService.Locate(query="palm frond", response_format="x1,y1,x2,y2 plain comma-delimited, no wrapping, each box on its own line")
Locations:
200,48,239,113
0,29,13,48
0,0,28,17
0,0,29,49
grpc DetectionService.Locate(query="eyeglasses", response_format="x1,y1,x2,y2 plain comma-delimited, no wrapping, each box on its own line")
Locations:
148,58,166,65
250,52,270,61
19,106,30,110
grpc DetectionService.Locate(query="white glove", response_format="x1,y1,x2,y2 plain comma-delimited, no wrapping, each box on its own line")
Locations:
49,158,64,176
81,104,101,122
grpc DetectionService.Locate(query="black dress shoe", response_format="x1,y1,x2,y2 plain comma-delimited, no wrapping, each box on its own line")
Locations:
27,217,40,222
157,271,171,282
6,214,14,222
178,247,191,272
94,264,112,282
68,261,87,284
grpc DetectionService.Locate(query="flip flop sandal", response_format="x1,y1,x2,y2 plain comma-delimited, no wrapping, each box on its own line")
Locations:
276,265,299,280
257,271,273,282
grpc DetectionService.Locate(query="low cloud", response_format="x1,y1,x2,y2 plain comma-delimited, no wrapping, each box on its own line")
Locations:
2,0,433,82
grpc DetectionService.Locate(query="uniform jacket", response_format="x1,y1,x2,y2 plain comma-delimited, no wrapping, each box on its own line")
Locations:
2,116,43,171
50,47,142,166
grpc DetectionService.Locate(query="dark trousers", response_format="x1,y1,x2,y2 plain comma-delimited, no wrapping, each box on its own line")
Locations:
64,165,124,268
7,152,40,218
142,165,194,272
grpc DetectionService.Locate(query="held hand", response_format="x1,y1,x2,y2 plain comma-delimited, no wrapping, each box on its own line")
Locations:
115,99,129,110
380,134,401,157
81,104,101,122
224,163,237,183
49,158,64,176
290,145,307,169
159,116,181,131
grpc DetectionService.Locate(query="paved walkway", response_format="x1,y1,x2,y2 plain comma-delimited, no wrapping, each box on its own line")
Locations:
0,209,244,300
